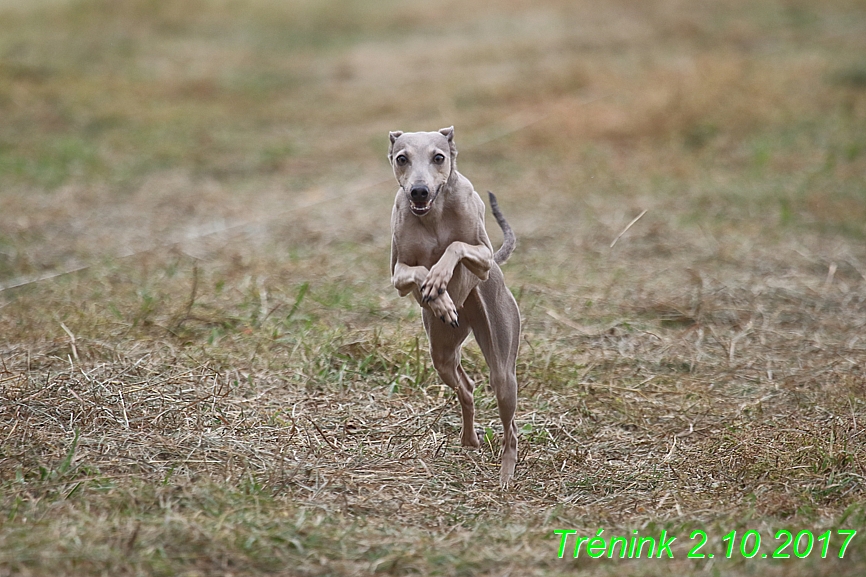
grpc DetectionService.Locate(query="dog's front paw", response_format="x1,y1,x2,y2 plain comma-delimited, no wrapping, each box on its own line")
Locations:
421,262,453,303
427,290,459,327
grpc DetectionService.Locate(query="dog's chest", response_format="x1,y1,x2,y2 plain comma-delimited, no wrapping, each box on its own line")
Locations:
410,223,465,267
411,237,447,268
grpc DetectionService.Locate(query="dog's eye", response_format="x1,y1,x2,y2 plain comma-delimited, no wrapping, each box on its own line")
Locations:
433,153,445,164
395,154,408,166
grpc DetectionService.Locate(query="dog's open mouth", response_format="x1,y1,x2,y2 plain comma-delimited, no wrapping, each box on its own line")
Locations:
410,202,431,216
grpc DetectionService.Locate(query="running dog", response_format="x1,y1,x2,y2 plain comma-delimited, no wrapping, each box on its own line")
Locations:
388,126,520,485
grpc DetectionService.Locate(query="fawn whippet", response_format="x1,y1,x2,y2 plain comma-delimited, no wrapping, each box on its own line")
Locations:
388,126,520,485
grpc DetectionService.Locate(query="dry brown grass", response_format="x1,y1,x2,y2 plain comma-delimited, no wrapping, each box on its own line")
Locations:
2,0,866,575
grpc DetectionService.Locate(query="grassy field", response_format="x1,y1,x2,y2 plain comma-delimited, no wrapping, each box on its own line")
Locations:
2,0,866,575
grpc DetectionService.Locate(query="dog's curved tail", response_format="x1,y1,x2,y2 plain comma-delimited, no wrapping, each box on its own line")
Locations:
488,191,516,265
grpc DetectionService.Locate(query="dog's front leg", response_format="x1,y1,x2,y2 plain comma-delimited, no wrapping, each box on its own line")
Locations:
426,289,459,327
393,261,459,326
420,242,493,303
392,262,429,298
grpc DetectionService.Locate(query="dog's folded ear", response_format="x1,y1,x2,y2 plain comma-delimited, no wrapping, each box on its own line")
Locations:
388,131,403,160
438,126,458,162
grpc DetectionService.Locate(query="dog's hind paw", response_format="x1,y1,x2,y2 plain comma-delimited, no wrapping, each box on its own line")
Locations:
460,428,481,448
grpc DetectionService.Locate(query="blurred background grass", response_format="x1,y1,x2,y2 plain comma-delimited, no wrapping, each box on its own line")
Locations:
1,0,864,284
2,1,866,576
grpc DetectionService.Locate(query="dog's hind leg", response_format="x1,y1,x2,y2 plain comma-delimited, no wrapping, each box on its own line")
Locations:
423,311,480,448
464,270,520,486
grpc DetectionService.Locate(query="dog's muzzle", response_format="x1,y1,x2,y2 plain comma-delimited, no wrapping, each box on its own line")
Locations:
409,184,431,216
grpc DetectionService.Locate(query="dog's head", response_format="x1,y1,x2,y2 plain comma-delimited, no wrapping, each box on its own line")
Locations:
388,127,458,217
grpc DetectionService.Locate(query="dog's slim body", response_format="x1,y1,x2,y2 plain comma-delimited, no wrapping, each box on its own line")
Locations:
388,127,520,485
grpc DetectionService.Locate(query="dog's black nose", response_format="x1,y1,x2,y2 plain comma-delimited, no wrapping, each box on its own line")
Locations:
410,184,429,201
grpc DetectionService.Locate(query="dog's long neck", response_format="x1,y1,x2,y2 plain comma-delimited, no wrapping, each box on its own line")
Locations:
446,166,459,191
440,170,467,209
446,156,458,189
